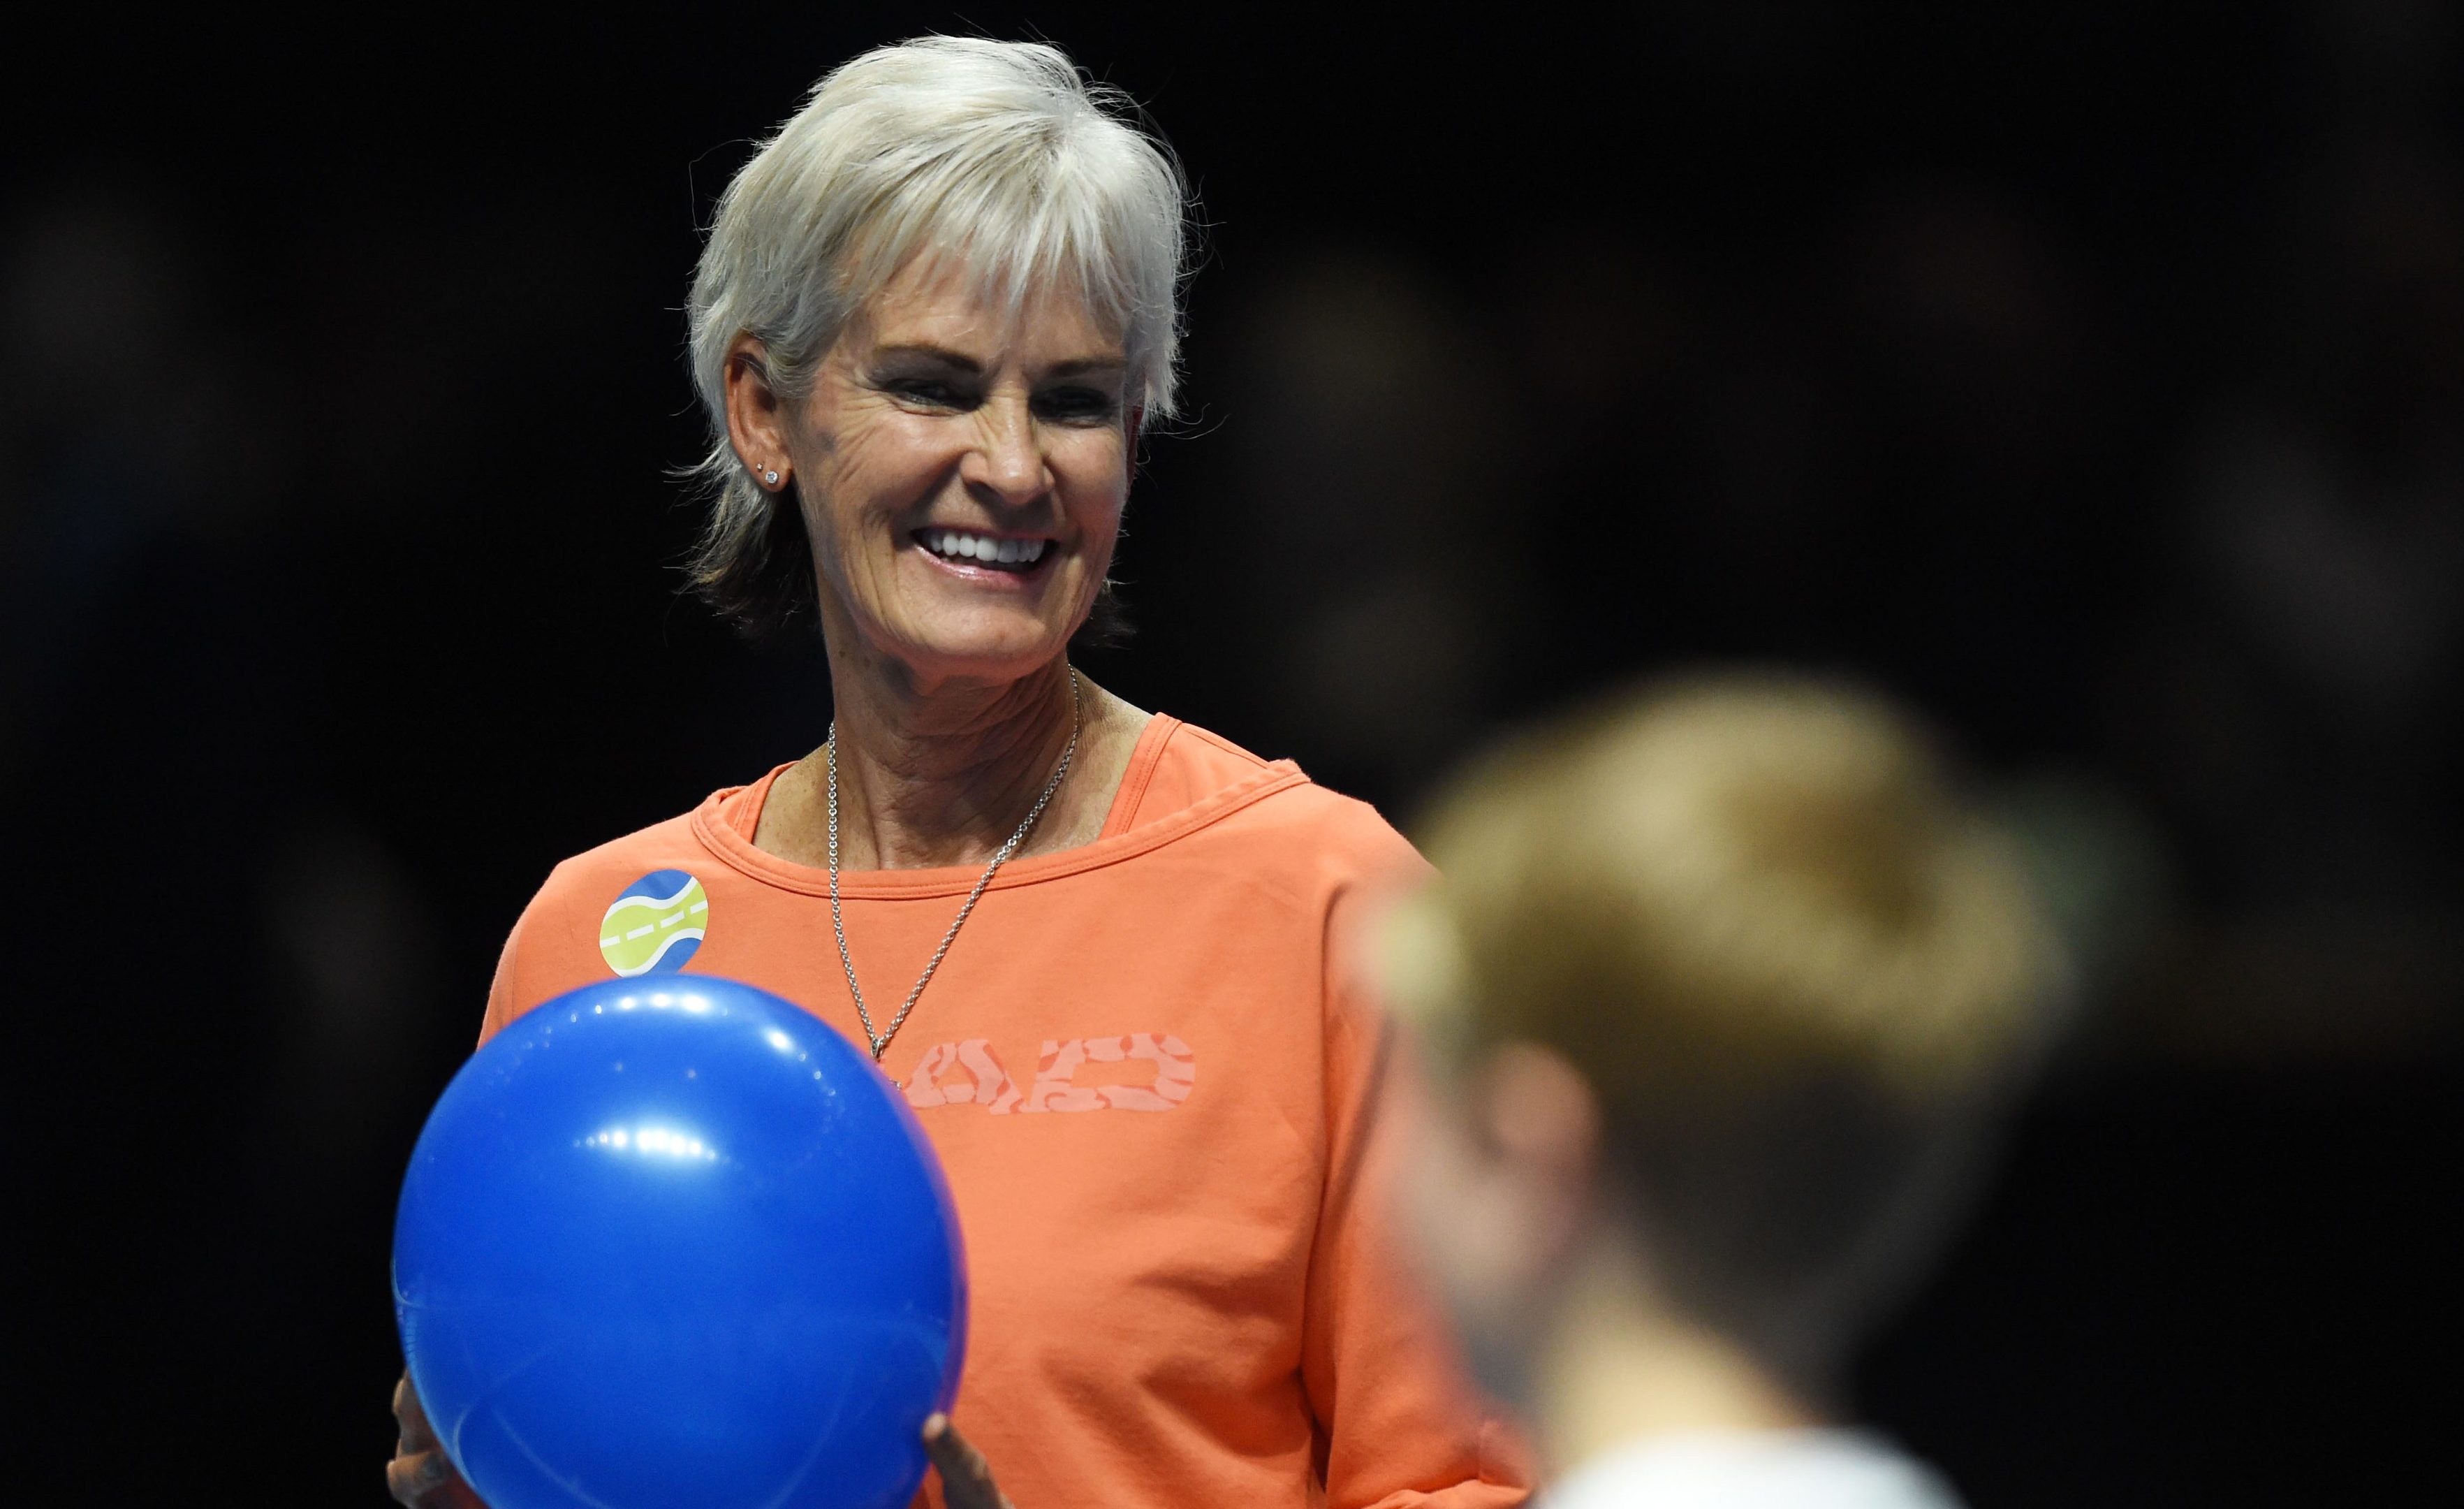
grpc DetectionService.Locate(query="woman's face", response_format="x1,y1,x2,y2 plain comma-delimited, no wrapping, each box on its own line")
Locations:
780,256,1131,690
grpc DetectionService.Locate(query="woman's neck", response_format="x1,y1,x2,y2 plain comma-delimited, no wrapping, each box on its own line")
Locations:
755,647,1145,873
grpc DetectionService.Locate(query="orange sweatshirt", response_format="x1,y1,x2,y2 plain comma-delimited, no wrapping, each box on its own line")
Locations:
481,715,1531,1509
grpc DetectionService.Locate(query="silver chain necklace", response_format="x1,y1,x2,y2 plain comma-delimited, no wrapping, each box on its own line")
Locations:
826,667,1082,1062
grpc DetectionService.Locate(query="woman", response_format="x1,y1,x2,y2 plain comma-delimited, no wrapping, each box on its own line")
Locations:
387,36,1527,1509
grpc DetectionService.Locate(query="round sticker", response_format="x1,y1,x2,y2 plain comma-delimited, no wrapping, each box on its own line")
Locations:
598,869,708,977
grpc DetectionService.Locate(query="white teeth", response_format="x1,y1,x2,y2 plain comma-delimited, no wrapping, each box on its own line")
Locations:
923,528,1047,567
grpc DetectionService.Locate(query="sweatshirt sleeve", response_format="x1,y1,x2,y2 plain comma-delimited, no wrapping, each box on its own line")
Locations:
476,901,532,1048
478,863,584,1047
1300,872,1536,1509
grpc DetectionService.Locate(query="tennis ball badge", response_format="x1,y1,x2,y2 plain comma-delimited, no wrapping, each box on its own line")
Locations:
599,870,709,977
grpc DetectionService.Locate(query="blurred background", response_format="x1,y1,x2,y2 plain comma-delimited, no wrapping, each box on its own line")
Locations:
3,3,2457,1502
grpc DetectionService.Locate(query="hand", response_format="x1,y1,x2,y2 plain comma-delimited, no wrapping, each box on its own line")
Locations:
388,1373,485,1508
923,1413,1013,1509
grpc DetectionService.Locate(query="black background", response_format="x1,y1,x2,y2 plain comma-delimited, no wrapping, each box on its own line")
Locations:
4,5,2458,1503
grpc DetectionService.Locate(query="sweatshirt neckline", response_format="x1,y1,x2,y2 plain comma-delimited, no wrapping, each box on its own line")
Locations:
689,717,1310,900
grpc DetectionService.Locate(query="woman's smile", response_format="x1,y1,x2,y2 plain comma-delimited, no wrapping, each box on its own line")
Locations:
911,525,1058,583
740,249,1131,684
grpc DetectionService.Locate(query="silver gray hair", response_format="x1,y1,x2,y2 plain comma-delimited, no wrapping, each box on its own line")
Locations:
682,36,1191,633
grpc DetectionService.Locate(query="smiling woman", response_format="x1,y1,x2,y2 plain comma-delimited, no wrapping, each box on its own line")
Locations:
720,252,1134,696
386,34,1530,1509
684,36,1181,643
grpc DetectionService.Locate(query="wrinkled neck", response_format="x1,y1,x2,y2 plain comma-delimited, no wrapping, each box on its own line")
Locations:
823,650,1080,873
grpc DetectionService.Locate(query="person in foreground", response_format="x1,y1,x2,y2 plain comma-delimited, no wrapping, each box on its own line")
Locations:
386,35,1526,1509
1375,673,2063,1508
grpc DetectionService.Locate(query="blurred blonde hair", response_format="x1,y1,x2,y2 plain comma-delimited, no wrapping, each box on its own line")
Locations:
1387,671,2062,1340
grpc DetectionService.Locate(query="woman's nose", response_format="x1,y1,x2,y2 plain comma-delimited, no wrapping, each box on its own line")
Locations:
962,395,1049,506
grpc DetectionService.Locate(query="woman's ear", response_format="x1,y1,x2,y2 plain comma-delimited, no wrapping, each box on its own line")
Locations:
1125,404,1144,477
724,335,791,486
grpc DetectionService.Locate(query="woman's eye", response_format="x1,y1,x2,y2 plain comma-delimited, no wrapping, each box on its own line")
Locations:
888,379,973,408
1038,386,1121,422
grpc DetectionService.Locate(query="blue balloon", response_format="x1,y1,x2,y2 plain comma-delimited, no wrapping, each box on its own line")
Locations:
395,977,967,1509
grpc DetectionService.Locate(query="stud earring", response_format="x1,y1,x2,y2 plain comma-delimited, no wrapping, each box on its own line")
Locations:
763,467,781,487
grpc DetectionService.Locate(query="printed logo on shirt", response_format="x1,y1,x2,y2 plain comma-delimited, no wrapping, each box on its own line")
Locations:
598,870,709,977
903,1034,1195,1114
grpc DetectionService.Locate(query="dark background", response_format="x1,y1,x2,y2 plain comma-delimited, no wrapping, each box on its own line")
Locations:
5,4,2458,1503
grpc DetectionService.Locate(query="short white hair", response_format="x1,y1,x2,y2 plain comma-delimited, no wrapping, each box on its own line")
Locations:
683,36,1191,632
